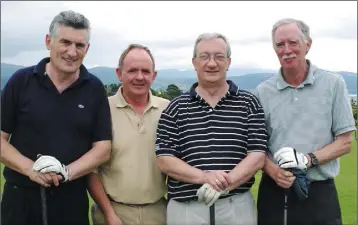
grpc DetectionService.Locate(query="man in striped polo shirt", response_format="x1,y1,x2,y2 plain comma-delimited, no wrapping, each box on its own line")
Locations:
155,33,269,225
255,18,356,225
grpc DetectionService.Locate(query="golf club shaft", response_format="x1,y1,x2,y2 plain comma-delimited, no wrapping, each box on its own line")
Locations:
210,204,215,225
284,188,289,225
41,187,48,225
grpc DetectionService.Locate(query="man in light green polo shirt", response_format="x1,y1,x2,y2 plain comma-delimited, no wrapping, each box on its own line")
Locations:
255,18,356,225
87,44,169,225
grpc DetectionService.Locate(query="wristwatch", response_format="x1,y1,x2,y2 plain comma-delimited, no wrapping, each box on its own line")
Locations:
308,152,319,168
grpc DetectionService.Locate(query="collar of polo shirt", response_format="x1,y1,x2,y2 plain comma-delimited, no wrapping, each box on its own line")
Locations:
276,60,317,90
115,86,159,109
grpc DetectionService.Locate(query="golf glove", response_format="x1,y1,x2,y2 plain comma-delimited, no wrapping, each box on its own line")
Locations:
197,183,229,207
274,147,308,170
33,155,69,182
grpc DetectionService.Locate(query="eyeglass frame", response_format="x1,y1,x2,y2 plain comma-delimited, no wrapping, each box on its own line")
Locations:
195,52,229,62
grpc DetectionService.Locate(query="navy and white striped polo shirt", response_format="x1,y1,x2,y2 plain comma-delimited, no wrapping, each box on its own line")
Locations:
155,80,268,202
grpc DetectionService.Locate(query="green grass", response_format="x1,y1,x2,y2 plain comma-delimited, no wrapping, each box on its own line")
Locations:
1,136,357,224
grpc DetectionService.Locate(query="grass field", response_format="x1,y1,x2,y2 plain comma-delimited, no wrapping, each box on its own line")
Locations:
1,136,357,224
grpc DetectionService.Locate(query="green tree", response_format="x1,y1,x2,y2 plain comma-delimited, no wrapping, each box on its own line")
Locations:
155,89,170,100
105,83,121,96
166,84,182,100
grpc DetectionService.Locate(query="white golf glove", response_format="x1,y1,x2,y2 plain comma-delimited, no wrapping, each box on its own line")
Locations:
32,155,69,182
197,183,229,207
274,147,308,170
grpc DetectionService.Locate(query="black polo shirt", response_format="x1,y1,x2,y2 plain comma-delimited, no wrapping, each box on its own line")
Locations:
155,80,268,202
1,57,112,187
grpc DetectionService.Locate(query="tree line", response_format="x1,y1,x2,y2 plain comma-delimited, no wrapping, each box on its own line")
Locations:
104,83,183,100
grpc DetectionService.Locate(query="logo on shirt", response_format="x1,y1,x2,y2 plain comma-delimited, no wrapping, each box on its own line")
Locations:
78,104,85,109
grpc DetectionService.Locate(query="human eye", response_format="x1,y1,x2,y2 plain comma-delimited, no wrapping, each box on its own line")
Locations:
60,39,71,46
76,43,86,49
199,54,209,60
215,55,226,61
141,69,151,74
276,42,284,47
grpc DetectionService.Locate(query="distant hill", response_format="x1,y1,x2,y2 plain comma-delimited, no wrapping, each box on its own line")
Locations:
1,63,26,89
1,63,356,94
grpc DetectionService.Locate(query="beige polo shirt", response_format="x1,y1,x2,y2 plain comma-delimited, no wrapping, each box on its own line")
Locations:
96,87,169,204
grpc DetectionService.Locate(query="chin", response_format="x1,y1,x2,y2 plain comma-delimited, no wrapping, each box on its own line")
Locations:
131,88,147,95
204,76,222,83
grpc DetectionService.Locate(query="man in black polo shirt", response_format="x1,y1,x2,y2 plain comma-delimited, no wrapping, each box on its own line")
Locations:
155,32,268,225
0,10,112,225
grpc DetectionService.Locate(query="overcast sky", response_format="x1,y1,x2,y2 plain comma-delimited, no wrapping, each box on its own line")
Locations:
1,1,357,72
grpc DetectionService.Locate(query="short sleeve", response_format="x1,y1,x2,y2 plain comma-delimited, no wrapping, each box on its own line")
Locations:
332,76,356,136
155,100,180,158
91,82,113,143
1,72,22,134
246,95,269,153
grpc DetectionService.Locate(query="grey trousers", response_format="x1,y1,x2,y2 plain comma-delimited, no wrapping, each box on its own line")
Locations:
167,191,257,225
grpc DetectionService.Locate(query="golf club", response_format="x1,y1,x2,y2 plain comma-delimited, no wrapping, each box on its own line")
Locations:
37,154,48,225
210,204,215,225
284,188,289,225
40,186,48,225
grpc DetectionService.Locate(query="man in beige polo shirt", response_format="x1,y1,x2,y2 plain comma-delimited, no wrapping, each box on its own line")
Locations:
87,44,170,225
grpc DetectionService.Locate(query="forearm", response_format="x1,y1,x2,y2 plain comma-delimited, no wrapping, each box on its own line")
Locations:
87,172,115,217
262,154,279,178
306,132,353,168
157,156,205,184
67,140,111,181
227,152,265,190
0,134,33,177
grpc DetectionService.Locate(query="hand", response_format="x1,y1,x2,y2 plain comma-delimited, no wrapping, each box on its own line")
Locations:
33,155,69,182
27,169,62,188
201,171,230,191
105,211,122,225
274,147,308,170
197,183,229,207
272,166,296,189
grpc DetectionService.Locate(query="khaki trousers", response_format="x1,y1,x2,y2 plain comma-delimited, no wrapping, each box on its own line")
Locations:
91,198,167,225
167,191,257,225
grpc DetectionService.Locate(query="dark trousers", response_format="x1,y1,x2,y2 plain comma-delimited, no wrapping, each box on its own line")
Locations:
1,181,89,225
257,173,342,225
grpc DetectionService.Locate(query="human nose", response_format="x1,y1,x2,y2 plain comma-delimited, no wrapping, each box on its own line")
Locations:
283,43,292,54
206,56,218,67
136,71,144,80
66,44,77,57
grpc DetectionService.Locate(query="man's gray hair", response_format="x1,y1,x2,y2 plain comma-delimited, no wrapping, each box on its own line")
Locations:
193,32,231,58
49,10,91,41
272,18,311,44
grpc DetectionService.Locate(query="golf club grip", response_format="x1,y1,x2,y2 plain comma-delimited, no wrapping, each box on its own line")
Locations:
41,187,48,225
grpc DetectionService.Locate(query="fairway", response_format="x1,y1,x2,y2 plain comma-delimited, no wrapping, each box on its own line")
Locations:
1,136,357,224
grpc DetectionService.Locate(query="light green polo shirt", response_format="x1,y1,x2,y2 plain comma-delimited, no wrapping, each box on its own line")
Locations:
254,60,356,181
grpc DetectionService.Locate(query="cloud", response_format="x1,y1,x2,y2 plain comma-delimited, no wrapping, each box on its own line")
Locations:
1,1,357,72
0,1,70,58
315,18,357,40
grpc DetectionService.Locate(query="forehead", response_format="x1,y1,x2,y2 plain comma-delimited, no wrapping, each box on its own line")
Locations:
196,38,227,54
122,48,154,70
274,23,302,42
54,25,89,44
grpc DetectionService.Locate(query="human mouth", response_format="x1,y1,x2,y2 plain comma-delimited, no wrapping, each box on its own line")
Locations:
63,58,77,64
133,84,145,87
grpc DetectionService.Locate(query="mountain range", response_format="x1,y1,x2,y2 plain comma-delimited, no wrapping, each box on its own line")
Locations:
1,63,357,94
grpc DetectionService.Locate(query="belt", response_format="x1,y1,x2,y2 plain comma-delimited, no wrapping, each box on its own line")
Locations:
107,194,153,207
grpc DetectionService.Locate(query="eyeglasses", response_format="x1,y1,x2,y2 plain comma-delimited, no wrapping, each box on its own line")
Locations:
196,54,227,62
